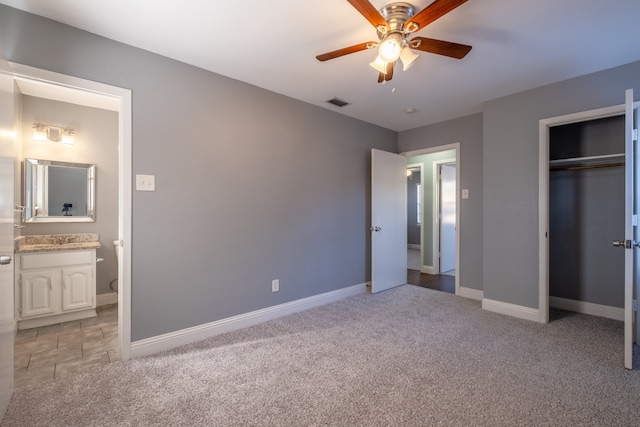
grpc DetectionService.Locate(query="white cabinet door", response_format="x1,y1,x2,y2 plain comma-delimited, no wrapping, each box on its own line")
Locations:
21,270,58,318
62,266,94,311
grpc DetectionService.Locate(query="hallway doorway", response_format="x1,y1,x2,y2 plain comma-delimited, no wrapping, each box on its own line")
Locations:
403,143,460,295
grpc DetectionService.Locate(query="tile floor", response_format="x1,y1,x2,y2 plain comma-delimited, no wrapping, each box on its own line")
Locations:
13,304,119,388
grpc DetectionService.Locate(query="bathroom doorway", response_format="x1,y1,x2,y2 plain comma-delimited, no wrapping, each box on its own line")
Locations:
7,63,132,387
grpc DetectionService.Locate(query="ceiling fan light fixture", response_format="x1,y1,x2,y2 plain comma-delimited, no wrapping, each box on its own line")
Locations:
378,33,403,62
400,46,420,71
369,55,388,74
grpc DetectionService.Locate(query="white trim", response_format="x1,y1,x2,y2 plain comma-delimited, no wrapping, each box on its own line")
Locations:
8,62,133,360
407,162,424,267
131,283,367,358
402,143,461,296
433,158,456,276
421,265,435,274
96,292,118,306
459,286,483,301
482,298,539,322
539,103,626,324
549,296,624,321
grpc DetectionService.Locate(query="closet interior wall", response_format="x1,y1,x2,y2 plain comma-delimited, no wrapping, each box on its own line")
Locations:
549,115,625,310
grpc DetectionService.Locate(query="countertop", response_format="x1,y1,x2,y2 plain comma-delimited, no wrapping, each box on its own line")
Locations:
15,233,102,253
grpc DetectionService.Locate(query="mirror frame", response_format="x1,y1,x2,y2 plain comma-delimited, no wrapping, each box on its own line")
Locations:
24,158,96,223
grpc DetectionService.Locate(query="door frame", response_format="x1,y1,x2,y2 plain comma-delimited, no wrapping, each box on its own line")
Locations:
538,103,625,324
434,159,456,275
6,62,133,360
406,162,423,270
403,143,460,295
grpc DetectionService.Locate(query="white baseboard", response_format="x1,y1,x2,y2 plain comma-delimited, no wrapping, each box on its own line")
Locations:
482,298,539,322
408,244,421,250
459,286,483,301
549,296,624,321
97,292,118,306
421,265,435,274
131,283,367,358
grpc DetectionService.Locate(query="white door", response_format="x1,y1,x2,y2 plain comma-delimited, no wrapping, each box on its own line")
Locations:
371,149,407,293
0,61,15,419
440,163,456,273
623,89,639,369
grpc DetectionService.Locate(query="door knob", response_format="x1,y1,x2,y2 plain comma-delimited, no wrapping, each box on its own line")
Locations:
370,226,382,232
612,240,638,249
0,255,12,265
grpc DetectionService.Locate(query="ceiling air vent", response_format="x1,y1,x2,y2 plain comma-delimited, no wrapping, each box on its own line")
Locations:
327,97,350,107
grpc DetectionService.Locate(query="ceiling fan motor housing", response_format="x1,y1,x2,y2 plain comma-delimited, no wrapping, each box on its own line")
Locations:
376,2,417,40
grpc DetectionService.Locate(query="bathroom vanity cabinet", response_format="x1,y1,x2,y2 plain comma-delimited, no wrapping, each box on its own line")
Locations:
15,249,97,329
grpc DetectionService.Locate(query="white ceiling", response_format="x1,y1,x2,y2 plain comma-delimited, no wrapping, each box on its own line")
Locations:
3,0,640,131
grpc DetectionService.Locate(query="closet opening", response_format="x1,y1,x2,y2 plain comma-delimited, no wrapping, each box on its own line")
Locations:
547,115,625,321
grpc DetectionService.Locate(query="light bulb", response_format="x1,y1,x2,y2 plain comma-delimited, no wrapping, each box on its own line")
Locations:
378,34,403,63
33,129,46,142
61,134,74,145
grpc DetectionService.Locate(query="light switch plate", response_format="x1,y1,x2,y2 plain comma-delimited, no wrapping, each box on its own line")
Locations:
462,189,469,199
136,174,155,191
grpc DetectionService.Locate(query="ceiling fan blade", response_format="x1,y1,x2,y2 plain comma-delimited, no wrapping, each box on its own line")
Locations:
316,42,376,61
377,62,395,83
411,37,472,59
405,0,468,32
346,0,389,30
385,61,394,82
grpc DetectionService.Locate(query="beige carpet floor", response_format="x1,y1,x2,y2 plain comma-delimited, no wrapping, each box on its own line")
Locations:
2,284,640,426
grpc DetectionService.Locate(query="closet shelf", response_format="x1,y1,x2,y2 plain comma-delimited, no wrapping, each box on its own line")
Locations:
549,153,625,171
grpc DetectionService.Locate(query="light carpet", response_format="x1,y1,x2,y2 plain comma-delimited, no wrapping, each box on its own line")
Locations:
2,285,640,426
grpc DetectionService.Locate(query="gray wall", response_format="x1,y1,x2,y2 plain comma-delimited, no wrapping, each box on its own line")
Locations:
399,113,483,290
483,61,640,309
0,5,397,341
20,96,119,296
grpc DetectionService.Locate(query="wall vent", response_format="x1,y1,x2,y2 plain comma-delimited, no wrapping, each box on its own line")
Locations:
327,97,350,107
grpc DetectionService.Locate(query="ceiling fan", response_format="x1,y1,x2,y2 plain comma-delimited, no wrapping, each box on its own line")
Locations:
316,0,472,83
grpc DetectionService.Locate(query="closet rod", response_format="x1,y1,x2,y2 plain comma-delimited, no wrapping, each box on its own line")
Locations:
548,152,624,165
550,162,624,172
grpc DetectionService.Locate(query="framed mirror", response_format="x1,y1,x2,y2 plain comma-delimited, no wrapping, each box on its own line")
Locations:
24,158,95,222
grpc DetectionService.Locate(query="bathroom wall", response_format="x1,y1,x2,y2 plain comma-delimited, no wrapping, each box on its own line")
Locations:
19,95,119,295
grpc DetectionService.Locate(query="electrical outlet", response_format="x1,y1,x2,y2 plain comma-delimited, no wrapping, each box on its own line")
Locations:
272,279,279,293
136,174,155,191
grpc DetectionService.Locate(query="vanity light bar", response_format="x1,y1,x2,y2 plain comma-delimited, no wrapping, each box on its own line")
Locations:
33,123,75,145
